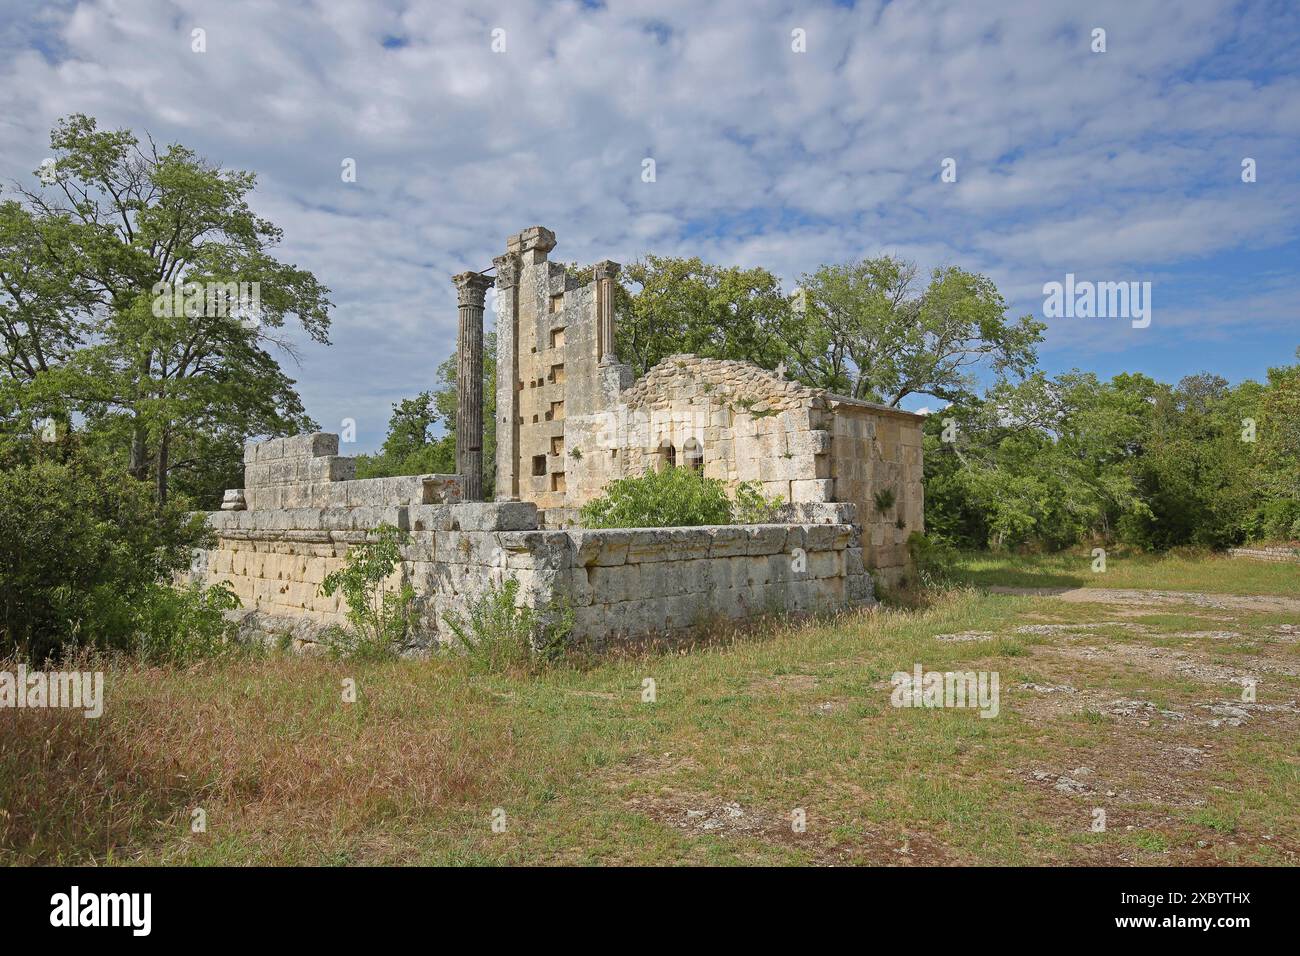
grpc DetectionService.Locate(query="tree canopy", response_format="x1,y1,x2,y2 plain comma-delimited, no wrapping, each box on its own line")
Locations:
1,114,331,505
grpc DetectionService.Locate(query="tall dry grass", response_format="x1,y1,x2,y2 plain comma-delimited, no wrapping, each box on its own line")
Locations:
1,653,509,864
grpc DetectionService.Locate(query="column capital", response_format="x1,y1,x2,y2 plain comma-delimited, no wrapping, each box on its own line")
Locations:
492,253,520,288
593,260,621,281
452,271,494,308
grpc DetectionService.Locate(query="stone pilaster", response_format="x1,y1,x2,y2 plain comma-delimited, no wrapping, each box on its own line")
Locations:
493,253,521,501
594,260,620,365
453,270,494,502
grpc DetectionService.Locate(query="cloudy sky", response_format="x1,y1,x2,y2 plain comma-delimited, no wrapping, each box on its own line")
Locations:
2,0,1296,449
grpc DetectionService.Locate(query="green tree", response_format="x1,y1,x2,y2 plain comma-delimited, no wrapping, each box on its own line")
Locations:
616,256,795,377
1255,349,1300,504
1126,374,1258,549
924,372,1154,549
5,114,330,504
795,257,1044,406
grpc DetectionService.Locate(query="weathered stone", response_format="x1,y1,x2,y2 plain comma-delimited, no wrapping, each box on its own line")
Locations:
449,501,539,532
406,505,454,533
746,525,788,556
707,526,750,558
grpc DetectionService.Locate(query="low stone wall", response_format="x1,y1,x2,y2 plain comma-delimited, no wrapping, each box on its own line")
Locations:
1228,546,1300,563
196,504,871,651
195,433,877,652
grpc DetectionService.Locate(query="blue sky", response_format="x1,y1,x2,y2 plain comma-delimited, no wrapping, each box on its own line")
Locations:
1,0,1296,452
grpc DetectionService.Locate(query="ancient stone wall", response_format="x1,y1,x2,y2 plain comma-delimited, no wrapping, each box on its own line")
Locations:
563,355,829,510
558,355,925,580
197,434,873,650
493,227,633,512
827,399,925,583
485,228,924,584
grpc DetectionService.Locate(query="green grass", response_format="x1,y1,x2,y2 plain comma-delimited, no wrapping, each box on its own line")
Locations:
2,553,1297,866
949,548,1300,597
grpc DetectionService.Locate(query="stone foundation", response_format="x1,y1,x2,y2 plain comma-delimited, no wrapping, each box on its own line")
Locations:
194,433,876,651
198,505,872,651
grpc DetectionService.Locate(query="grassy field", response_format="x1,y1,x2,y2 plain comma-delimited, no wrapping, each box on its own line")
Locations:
2,552,1297,866
949,548,1300,597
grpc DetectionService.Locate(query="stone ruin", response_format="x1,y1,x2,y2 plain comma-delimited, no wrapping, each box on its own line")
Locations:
194,226,925,651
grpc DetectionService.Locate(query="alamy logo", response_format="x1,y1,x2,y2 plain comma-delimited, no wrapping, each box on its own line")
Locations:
50,886,151,936
1042,273,1151,329
890,664,1000,718
0,665,103,718
151,279,261,327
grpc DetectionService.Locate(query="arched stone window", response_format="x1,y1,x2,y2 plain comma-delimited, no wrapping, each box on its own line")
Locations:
658,441,676,470
682,437,703,472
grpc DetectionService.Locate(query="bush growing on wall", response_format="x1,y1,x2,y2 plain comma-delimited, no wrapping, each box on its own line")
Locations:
731,480,785,523
579,467,782,528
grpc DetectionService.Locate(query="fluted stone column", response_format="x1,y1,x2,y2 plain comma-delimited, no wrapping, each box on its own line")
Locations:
493,252,521,500
594,260,620,365
453,270,494,501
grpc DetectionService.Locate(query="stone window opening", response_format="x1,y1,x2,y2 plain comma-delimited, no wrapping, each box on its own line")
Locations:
550,294,564,313
658,442,676,470
682,438,703,472
532,455,547,476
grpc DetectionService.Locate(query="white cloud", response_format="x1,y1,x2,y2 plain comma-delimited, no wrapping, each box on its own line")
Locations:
0,0,1296,448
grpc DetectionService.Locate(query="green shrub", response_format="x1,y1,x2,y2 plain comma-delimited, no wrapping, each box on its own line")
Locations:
441,577,573,674
0,452,211,662
731,480,785,523
907,531,957,586
132,582,243,665
319,524,416,660
579,467,784,528
1242,498,1300,544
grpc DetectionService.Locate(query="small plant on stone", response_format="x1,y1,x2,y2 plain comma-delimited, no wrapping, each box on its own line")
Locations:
442,577,572,674
873,487,896,514
319,524,415,660
570,446,582,460
731,480,784,523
